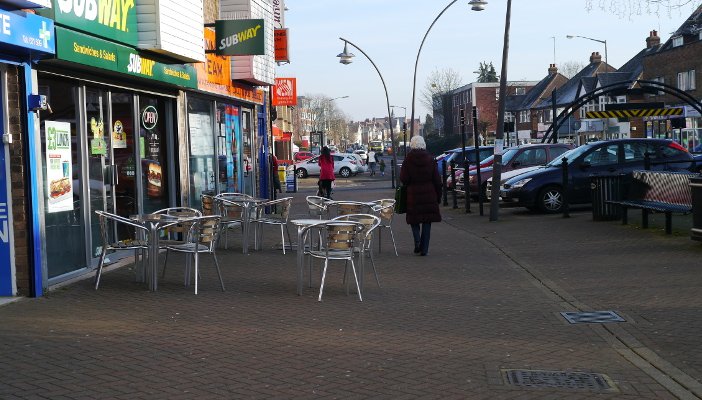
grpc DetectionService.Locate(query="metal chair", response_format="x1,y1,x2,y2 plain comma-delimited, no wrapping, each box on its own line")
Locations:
332,213,382,289
304,220,364,301
154,207,202,279
370,199,399,256
200,194,217,216
252,197,293,254
162,215,225,294
94,210,149,290
215,197,246,249
306,195,330,219
331,200,372,217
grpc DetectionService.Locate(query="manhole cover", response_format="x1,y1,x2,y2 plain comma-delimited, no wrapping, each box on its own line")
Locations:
502,369,616,391
560,311,625,324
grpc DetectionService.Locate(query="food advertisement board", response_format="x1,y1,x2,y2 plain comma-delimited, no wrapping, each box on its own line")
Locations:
45,121,73,213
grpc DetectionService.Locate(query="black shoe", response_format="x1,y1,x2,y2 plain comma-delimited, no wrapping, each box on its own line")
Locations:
420,252,427,256
413,244,421,254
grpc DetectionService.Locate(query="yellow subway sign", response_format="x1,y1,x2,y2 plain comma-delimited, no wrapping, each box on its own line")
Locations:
215,19,265,56
38,0,138,46
585,107,684,119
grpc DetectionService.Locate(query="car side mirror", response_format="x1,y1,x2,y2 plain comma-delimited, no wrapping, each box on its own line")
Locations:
511,161,521,168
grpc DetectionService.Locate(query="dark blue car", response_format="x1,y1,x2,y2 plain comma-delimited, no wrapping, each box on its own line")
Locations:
495,139,695,213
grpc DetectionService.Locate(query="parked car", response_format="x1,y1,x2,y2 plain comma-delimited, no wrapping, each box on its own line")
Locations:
288,153,360,178
348,153,367,173
487,138,695,213
457,143,573,199
293,151,314,162
354,149,368,163
441,146,494,188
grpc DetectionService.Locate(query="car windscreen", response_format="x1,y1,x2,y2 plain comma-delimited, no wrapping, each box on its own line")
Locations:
545,146,588,166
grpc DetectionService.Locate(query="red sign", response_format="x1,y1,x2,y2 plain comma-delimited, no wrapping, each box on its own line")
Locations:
272,78,297,106
274,29,289,63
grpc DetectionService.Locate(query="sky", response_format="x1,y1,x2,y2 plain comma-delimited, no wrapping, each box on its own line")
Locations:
276,0,701,123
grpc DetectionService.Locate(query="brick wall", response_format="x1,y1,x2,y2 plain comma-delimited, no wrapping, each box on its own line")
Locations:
643,41,702,106
6,66,30,295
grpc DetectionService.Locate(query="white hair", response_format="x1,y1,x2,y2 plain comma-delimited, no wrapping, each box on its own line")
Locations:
410,135,426,150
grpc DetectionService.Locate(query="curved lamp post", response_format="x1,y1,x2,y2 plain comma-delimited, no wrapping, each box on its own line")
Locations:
566,34,607,66
338,38,398,188
409,0,488,139
390,105,407,156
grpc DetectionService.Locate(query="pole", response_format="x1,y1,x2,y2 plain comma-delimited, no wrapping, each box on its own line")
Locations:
340,37,398,188
473,106,484,216
488,0,512,222
409,0,459,139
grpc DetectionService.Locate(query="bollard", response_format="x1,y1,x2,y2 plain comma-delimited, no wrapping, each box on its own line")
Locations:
442,160,448,206
561,157,570,218
450,160,457,209
644,152,651,170
464,160,471,213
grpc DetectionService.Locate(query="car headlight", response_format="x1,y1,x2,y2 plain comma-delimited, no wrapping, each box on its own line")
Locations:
508,177,532,189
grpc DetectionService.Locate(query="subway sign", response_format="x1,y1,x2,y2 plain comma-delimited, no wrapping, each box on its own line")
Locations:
215,19,265,56
55,27,196,88
37,0,138,46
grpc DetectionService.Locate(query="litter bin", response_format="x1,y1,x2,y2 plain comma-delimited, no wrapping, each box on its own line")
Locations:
691,176,702,242
590,175,624,221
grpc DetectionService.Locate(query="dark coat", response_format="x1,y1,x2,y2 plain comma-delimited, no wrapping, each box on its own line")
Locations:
400,149,442,224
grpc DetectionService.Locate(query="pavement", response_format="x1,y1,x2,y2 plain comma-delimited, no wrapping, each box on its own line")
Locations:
2,172,702,399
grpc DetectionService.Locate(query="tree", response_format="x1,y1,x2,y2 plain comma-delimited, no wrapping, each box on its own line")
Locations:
420,68,463,115
475,61,498,83
559,60,586,79
586,0,701,18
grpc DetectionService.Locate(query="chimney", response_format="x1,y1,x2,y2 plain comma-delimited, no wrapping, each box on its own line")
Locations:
548,63,558,75
646,30,660,48
590,51,602,63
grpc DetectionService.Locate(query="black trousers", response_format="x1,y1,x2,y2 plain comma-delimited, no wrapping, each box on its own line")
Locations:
319,179,333,199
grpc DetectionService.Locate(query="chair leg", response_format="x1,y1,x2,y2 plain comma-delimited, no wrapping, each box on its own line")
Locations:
94,248,108,290
194,252,199,295
212,253,225,291
369,250,381,288
279,224,286,255
388,226,398,257
350,258,362,301
318,259,329,301
162,249,170,278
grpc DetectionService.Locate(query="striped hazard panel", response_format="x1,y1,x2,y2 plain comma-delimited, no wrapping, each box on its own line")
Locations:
585,108,684,118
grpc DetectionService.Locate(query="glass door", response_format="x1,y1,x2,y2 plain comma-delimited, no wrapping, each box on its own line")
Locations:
139,95,170,214
111,92,138,220
217,104,240,193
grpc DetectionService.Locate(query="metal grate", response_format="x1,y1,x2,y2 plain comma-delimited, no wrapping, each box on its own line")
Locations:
503,369,616,391
560,311,625,324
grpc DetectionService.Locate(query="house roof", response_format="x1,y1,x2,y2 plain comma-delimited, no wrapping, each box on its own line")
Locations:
533,61,603,109
661,4,702,50
509,70,565,111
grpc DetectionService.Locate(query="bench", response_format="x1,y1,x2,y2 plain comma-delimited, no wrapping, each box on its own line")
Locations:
606,170,694,234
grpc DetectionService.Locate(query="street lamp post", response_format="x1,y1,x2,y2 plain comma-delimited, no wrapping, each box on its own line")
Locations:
408,0,488,139
390,105,407,155
488,0,512,222
566,34,607,66
338,38,398,188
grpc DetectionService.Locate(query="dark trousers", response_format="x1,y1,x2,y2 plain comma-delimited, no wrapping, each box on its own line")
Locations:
319,179,333,199
411,222,432,254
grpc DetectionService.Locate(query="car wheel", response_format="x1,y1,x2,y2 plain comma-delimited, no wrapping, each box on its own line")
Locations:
339,167,351,178
296,168,308,179
537,185,564,213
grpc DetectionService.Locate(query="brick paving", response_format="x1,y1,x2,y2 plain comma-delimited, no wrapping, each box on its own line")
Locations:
1,175,702,399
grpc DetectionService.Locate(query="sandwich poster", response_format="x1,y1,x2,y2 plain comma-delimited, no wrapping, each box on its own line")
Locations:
45,121,74,213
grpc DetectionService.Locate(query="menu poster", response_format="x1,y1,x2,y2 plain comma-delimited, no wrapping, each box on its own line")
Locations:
113,120,127,149
45,121,74,213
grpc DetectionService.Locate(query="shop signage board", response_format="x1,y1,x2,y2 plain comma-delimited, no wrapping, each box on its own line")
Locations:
44,121,73,213
272,77,296,106
0,9,55,54
55,27,197,89
214,19,265,56
37,0,138,47
274,28,289,63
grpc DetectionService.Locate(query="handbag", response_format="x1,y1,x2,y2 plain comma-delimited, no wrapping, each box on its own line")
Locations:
394,185,407,214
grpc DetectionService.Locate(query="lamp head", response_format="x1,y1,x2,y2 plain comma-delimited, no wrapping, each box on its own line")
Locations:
337,42,355,65
468,0,487,11
566,35,574,39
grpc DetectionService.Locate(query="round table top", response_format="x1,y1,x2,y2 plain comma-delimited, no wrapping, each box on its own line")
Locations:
290,218,329,226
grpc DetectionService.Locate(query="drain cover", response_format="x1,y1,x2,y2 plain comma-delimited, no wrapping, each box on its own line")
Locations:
560,311,625,324
502,369,615,391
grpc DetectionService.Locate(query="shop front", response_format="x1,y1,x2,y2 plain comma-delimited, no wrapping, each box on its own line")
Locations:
34,4,200,288
0,7,55,297
187,28,265,209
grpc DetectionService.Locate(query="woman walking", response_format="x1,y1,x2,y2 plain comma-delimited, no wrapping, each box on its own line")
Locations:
318,146,335,199
400,135,442,256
